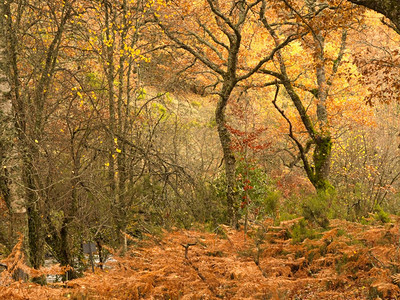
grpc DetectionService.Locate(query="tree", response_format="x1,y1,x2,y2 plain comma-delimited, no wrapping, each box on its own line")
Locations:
0,0,25,250
258,0,358,194
158,0,298,227
2,0,76,277
330,103,400,219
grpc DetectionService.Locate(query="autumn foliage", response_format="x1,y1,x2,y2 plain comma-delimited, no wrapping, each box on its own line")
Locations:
1,0,400,299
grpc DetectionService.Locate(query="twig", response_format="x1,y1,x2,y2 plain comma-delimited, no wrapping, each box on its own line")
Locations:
181,242,222,298
181,242,197,259
368,251,386,268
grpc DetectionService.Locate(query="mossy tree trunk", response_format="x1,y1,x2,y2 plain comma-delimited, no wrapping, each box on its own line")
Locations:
216,80,238,227
312,136,333,192
275,79,334,194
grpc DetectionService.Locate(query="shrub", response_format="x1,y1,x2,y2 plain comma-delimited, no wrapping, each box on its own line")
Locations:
290,219,320,244
374,204,391,224
301,193,330,229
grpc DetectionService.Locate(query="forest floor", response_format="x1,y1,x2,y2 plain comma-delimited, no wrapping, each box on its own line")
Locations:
1,217,400,299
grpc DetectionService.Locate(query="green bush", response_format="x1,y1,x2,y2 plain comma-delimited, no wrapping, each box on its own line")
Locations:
301,193,330,229
374,204,391,224
290,219,320,244
211,159,281,225
235,159,280,220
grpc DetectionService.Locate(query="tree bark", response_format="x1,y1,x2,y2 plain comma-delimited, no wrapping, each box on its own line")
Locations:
103,0,124,248
215,81,237,227
309,9,333,192
4,0,73,274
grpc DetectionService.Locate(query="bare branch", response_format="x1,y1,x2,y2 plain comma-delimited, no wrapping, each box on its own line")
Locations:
186,30,224,61
206,0,237,36
158,22,225,76
327,29,348,86
279,0,326,51
238,32,302,82
198,20,229,50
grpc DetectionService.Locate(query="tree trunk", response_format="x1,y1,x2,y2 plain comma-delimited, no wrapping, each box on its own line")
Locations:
215,94,237,228
24,149,44,271
312,136,333,192
116,0,129,249
56,153,80,280
59,219,76,280
310,21,333,193
103,1,124,247
215,78,237,228
0,0,26,249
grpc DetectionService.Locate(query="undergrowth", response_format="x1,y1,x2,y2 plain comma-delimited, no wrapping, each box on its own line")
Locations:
1,217,400,299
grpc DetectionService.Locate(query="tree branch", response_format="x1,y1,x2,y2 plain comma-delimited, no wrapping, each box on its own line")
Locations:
158,22,225,76
185,30,224,61
238,32,302,82
327,29,348,86
198,20,229,50
272,84,315,182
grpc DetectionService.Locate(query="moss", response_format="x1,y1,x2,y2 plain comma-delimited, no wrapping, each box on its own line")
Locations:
310,88,319,98
336,229,346,237
313,137,332,175
312,135,334,193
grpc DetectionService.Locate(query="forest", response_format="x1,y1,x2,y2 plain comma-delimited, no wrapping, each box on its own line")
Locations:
1,0,400,299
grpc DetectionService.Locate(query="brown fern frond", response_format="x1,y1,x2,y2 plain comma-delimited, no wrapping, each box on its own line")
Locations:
392,273,400,285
